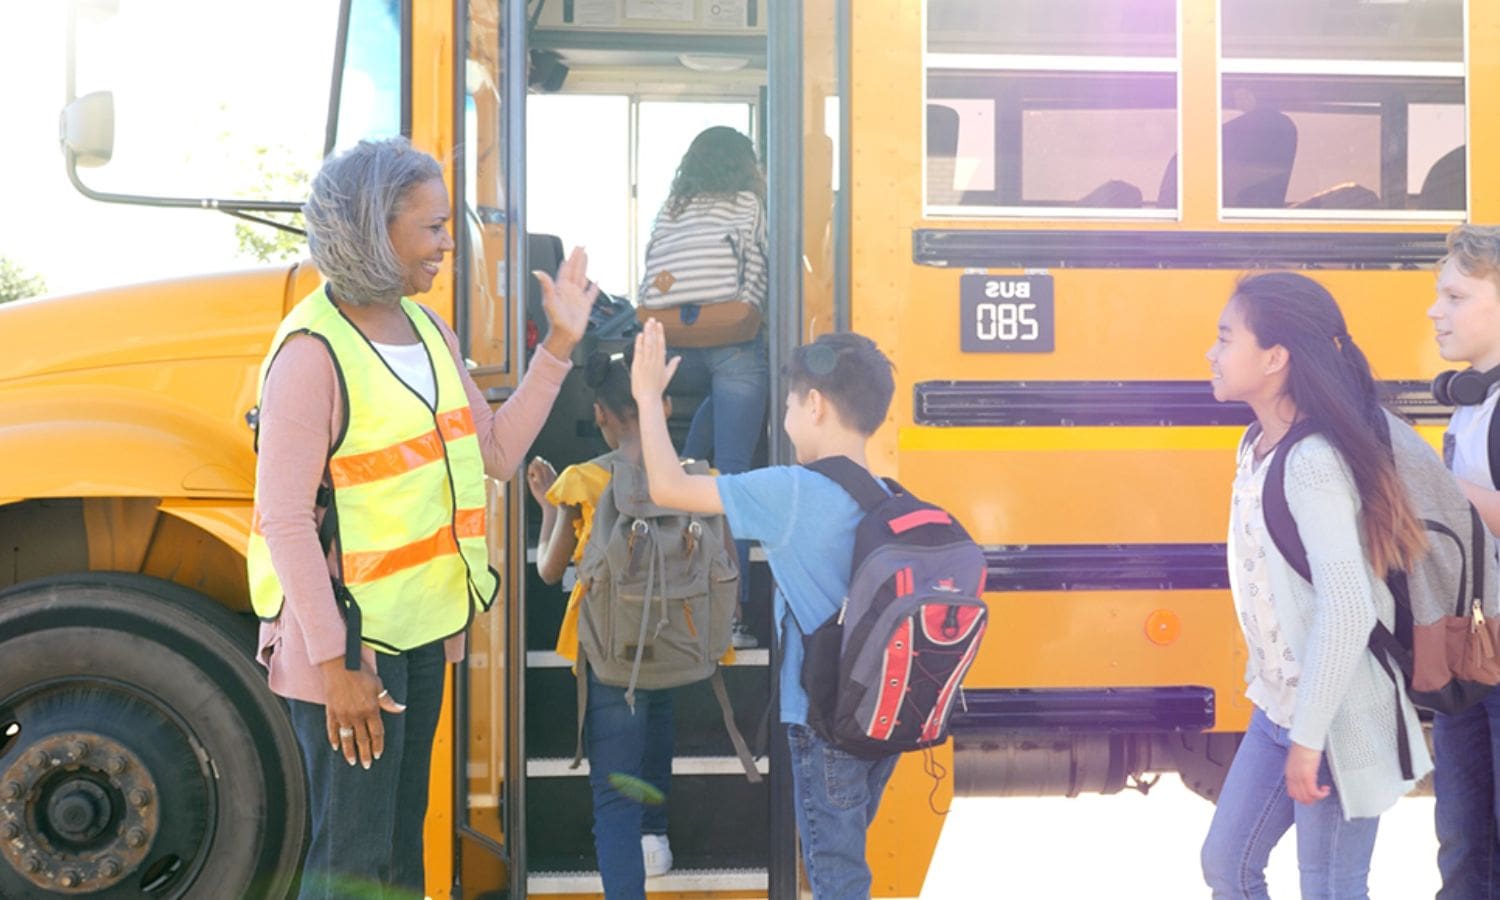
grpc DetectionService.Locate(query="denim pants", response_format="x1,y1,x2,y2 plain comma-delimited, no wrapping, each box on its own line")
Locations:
287,641,446,900
673,333,769,610
786,723,900,900
1434,687,1500,898
585,667,674,900
673,332,769,477
1201,708,1380,900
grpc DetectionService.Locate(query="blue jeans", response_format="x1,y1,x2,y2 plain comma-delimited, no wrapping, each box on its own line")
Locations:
674,332,769,477
673,333,768,610
786,724,900,900
585,668,674,900
287,641,446,900
1201,708,1380,900
1434,687,1500,898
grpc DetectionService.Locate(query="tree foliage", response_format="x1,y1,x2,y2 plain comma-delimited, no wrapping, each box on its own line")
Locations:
0,258,47,304
234,145,311,264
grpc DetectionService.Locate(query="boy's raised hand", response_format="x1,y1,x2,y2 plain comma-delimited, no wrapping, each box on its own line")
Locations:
631,319,681,402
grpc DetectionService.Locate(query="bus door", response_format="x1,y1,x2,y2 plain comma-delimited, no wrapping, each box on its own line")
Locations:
449,1,824,896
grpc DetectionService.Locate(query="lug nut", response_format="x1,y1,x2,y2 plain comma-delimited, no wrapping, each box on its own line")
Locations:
67,740,88,761
125,827,147,848
105,756,127,775
23,853,41,873
59,868,81,888
99,857,122,878
1,821,18,839
29,750,48,768
128,788,150,808
1,781,21,801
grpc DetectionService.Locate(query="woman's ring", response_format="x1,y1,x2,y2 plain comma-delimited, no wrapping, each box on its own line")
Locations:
377,689,389,699
338,726,355,738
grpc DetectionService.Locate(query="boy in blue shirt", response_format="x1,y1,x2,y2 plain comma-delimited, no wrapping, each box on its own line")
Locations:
629,318,898,899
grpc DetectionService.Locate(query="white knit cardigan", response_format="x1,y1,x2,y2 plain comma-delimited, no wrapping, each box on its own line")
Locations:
1238,431,1433,820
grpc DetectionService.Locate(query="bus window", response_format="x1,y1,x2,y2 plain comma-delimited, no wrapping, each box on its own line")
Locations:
328,0,403,155
924,0,1179,217
1219,0,1466,216
527,95,632,295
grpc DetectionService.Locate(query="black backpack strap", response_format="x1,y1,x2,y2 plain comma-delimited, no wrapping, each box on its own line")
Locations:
754,613,793,759
804,456,888,511
1487,401,1500,490
1260,419,1321,584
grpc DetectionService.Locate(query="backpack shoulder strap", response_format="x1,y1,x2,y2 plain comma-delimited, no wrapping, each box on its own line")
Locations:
710,669,763,783
804,456,888,511
1487,400,1500,491
1261,419,1320,584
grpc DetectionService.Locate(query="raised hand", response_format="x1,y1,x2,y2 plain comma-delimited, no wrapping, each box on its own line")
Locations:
631,318,681,403
534,247,600,360
527,457,558,506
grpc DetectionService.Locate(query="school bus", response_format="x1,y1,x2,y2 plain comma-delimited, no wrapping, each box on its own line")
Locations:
0,0,1485,896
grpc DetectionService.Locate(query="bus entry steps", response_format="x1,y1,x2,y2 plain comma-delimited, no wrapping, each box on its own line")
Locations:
528,868,768,895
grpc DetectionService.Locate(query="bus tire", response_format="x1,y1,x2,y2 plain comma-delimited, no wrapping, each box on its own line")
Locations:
0,573,307,899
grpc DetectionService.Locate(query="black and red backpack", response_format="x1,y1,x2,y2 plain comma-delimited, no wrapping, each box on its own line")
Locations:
800,457,989,758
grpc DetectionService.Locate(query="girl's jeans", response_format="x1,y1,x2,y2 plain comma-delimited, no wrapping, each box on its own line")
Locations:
1201,708,1380,900
585,667,673,900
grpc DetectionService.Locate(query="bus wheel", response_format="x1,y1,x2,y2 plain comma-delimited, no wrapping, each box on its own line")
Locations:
0,574,307,899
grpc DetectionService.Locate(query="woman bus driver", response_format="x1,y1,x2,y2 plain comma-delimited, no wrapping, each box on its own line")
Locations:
247,137,596,898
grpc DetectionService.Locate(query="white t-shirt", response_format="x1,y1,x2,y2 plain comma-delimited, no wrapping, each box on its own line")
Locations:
370,340,437,408
1445,385,1500,489
1229,442,1301,728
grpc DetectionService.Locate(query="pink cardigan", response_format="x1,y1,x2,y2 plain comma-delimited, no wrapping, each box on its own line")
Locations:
255,311,570,704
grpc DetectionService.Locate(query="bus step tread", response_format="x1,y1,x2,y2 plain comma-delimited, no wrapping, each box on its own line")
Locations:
527,755,770,778
526,649,770,668
527,868,768,894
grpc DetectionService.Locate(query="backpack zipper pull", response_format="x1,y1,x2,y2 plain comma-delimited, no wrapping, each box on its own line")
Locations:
683,601,698,637
837,598,849,626
1474,599,1486,633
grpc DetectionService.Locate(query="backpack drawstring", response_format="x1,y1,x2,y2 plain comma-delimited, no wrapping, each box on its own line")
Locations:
625,518,654,713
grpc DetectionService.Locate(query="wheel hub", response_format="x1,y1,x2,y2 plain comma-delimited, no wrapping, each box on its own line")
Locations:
0,731,158,893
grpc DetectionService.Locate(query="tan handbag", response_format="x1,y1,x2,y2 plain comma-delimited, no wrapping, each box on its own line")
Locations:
636,301,761,348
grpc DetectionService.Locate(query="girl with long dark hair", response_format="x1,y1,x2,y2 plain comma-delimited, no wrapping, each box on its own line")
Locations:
646,126,769,647
1200,272,1431,899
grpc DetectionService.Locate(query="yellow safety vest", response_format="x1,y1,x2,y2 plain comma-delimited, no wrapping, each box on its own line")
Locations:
246,286,498,663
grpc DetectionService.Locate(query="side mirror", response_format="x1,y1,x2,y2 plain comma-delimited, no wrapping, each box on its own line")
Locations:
59,91,114,168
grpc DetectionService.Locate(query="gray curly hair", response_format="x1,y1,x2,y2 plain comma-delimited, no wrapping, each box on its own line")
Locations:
303,137,444,306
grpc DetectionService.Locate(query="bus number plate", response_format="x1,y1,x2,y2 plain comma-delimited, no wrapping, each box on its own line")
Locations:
959,274,1054,353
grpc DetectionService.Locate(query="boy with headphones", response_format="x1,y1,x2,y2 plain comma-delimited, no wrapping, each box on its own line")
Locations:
1428,223,1500,897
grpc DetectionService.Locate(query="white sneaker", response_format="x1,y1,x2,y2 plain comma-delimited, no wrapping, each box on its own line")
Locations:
731,621,759,650
641,834,673,878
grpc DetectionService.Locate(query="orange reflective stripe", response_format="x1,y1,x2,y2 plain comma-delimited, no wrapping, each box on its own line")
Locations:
437,407,476,441
341,508,487,585
330,430,445,488
455,506,486,539
344,527,457,585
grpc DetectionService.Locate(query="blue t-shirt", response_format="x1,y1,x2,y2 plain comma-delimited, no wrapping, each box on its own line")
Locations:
716,465,869,725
